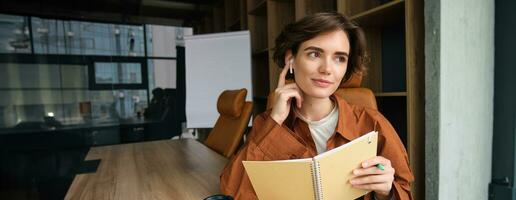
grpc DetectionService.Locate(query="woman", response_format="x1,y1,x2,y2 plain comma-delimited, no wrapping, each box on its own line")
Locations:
220,12,413,200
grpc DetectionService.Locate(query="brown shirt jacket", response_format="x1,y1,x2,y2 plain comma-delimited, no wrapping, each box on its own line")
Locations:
220,94,414,200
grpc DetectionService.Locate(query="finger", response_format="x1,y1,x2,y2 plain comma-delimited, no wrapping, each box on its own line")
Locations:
278,89,302,102
278,83,299,90
350,174,393,185
275,86,299,96
351,182,390,191
286,88,303,108
294,90,303,108
353,166,391,176
361,156,391,168
277,65,289,88
277,89,303,108
277,84,303,105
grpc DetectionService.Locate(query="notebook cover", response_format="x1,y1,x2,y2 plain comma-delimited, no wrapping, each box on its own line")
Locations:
243,158,316,200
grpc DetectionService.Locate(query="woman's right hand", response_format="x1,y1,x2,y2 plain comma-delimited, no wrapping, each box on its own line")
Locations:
270,64,303,125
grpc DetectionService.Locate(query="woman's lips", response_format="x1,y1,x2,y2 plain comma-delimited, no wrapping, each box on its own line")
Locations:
312,78,333,88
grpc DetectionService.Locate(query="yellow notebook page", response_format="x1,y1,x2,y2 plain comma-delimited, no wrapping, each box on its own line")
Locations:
315,131,378,200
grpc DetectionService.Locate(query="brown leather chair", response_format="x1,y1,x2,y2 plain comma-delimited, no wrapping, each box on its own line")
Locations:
266,72,377,110
204,88,253,158
334,72,377,110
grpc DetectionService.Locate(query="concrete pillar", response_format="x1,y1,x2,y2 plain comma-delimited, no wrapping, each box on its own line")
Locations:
425,0,494,199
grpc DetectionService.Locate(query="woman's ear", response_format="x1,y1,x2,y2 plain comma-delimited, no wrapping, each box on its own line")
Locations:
283,50,294,68
283,50,296,80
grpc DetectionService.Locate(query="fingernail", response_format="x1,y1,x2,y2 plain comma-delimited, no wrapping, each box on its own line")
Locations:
350,180,356,184
362,162,368,167
353,169,359,175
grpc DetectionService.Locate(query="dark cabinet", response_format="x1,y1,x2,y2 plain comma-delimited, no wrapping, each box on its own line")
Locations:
120,125,146,143
84,127,121,146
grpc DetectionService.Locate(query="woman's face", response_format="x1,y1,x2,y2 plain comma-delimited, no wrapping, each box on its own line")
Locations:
290,29,350,99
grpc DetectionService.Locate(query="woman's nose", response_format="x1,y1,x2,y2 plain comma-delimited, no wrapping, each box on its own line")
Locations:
318,58,332,75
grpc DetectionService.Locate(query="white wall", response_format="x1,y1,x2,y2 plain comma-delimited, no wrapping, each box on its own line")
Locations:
426,0,495,199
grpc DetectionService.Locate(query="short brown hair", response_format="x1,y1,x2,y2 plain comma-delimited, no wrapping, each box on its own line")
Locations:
273,12,368,83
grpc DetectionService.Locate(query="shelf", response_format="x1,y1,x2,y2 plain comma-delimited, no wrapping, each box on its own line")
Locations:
375,92,407,97
351,0,404,27
248,0,267,16
226,18,241,31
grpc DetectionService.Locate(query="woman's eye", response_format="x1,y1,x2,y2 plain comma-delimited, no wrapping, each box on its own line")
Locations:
336,56,347,63
308,52,320,58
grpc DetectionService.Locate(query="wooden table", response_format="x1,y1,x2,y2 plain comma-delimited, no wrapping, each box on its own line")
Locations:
65,139,228,200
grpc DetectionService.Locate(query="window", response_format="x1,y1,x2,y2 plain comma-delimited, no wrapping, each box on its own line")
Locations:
89,59,148,90
0,15,193,129
0,14,31,53
31,17,145,56
0,62,149,128
145,25,192,58
0,63,90,128
95,62,142,84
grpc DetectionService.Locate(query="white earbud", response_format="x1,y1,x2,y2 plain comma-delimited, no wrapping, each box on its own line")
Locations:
289,59,293,74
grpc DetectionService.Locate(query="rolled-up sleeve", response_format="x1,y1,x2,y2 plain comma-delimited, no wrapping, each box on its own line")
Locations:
220,112,307,199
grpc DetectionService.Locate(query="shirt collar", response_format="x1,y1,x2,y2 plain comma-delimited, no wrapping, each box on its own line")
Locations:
332,94,360,141
288,94,359,141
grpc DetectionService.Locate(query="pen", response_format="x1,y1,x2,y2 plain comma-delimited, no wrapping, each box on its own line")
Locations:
376,163,385,171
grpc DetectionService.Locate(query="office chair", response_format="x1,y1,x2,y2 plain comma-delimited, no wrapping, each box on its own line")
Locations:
204,89,253,158
334,72,377,110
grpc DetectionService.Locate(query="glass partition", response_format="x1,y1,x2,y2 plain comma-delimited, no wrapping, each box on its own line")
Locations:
31,17,145,56
94,62,143,84
0,62,148,129
0,13,192,131
0,14,31,53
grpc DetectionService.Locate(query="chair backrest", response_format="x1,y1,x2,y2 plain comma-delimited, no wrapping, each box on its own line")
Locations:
204,88,253,158
333,88,377,110
266,72,377,110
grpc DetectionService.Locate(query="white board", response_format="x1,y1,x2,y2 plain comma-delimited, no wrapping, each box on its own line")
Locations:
185,31,252,128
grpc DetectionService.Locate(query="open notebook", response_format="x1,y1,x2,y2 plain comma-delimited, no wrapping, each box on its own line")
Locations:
243,131,378,200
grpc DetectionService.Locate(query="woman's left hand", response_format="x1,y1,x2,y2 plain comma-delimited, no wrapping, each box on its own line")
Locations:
350,156,395,200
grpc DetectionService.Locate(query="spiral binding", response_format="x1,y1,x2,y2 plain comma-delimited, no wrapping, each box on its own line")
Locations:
311,160,324,200
310,162,317,200
315,161,323,200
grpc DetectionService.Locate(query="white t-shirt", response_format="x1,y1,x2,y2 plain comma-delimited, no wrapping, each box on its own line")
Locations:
294,104,339,154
